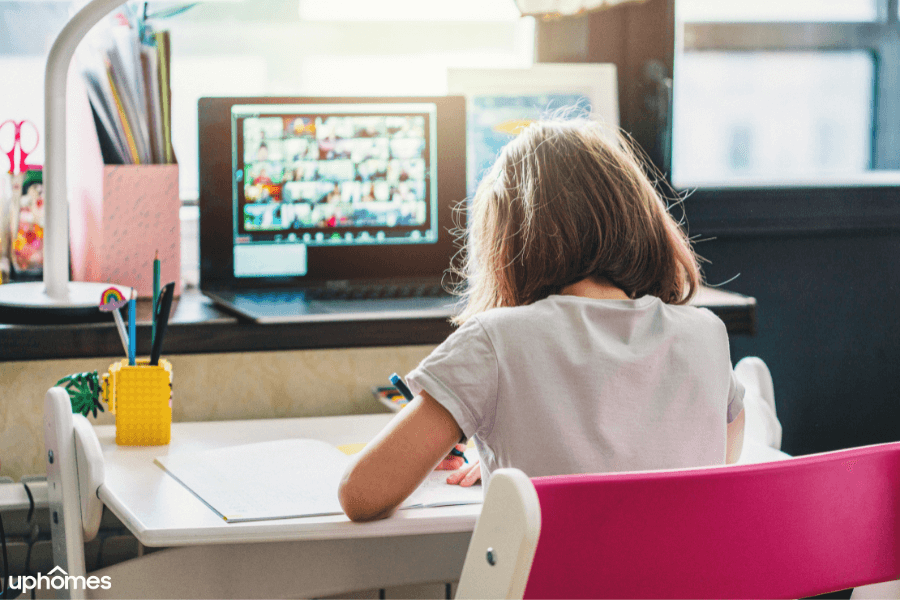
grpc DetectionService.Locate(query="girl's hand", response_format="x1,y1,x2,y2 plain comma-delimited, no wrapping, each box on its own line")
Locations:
434,444,467,471
446,460,481,487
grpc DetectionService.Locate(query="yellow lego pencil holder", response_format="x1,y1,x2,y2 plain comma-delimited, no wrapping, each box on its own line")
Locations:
102,358,173,446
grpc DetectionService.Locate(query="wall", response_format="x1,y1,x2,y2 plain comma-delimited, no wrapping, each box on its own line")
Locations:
0,345,435,481
699,232,900,457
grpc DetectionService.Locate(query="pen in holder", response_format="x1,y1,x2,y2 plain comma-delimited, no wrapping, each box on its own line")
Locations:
103,358,172,446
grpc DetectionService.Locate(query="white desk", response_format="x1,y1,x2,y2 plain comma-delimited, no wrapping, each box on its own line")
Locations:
52,403,786,600
97,414,480,546
85,414,481,599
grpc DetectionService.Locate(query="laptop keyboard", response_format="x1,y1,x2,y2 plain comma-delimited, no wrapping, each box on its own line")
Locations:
306,283,449,300
212,281,461,321
243,282,451,303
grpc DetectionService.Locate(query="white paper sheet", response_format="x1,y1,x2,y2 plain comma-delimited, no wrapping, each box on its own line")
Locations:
155,439,482,522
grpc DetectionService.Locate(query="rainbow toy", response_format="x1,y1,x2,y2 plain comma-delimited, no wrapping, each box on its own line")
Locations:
100,286,132,358
99,287,128,311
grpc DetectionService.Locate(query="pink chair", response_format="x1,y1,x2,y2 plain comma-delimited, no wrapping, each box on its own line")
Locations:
456,442,900,599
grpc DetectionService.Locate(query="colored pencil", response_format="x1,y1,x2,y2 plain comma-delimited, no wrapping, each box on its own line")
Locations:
128,290,136,365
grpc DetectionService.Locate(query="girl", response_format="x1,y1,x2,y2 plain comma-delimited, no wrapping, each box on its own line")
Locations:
338,118,748,522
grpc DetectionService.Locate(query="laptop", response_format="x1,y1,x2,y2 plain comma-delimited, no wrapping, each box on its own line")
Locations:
198,96,467,323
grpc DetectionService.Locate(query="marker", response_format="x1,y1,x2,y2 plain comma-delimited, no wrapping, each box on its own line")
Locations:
150,282,175,366
388,373,413,403
389,373,467,463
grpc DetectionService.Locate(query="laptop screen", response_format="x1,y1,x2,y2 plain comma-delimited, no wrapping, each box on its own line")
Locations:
199,96,466,290
232,103,439,278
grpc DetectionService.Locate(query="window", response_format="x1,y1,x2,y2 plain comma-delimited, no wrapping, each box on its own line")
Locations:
0,0,534,200
157,0,534,200
678,0,879,23
672,0,900,188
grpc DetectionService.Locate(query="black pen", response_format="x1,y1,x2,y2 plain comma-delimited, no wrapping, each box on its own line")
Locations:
149,282,175,366
389,373,467,463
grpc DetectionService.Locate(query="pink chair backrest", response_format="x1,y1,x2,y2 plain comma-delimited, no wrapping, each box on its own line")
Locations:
524,442,900,599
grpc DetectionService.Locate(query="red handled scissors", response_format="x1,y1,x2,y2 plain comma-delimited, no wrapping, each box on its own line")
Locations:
0,119,41,174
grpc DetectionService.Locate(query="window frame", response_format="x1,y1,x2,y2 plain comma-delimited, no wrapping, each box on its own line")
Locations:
680,2,900,173
677,0,900,235
535,0,900,237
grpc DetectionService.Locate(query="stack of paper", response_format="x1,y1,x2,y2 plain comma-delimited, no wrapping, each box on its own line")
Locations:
78,8,174,166
154,439,483,523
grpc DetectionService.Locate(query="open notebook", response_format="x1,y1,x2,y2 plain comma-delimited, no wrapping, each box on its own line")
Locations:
154,438,482,522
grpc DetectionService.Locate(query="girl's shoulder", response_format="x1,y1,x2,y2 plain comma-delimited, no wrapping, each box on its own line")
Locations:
476,294,660,321
655,303,731,348
660,302,727,327
474,294,727,338
471,294,725,322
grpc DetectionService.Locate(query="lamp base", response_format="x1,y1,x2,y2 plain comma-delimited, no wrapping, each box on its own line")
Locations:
0,281,133,324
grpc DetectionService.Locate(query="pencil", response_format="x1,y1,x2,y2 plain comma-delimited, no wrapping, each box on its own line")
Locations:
112,308,130,358
128,289,136,365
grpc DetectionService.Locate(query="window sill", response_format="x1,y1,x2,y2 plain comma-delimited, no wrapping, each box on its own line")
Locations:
682,185,900,237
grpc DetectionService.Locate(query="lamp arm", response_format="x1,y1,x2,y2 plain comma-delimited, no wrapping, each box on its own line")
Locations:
44,0,128,300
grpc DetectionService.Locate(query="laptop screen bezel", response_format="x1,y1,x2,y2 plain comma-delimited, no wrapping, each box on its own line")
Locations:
198,95,466,292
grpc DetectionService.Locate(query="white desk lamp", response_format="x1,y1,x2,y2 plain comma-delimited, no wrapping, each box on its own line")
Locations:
0,0,132,322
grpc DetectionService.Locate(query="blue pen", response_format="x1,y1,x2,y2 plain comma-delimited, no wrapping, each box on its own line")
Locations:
389,373,467,463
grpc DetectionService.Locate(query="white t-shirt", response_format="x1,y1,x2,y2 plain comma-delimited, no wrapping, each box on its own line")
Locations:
406,294,744,490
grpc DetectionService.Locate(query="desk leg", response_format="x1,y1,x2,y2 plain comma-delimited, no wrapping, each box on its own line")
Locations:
84,532,472,599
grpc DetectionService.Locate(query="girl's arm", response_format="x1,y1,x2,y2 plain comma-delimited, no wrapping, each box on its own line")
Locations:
726,408,745,464
338,390,464,522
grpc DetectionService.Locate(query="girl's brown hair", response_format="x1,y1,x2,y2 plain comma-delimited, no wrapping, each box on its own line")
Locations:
451,118,701,325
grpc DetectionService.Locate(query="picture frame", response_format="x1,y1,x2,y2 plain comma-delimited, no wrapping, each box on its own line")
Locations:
448,63,619,197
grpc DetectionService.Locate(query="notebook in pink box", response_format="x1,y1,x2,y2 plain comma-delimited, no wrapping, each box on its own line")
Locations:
70,164,181,298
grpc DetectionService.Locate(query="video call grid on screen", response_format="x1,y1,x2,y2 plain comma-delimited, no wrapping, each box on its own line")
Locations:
231,103,439,258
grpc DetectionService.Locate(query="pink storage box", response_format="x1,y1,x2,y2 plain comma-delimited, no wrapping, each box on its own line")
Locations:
65,67,181,298
70,164,181,298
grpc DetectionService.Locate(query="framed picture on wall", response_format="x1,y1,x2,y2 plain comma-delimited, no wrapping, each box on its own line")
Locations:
448,63,619,197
